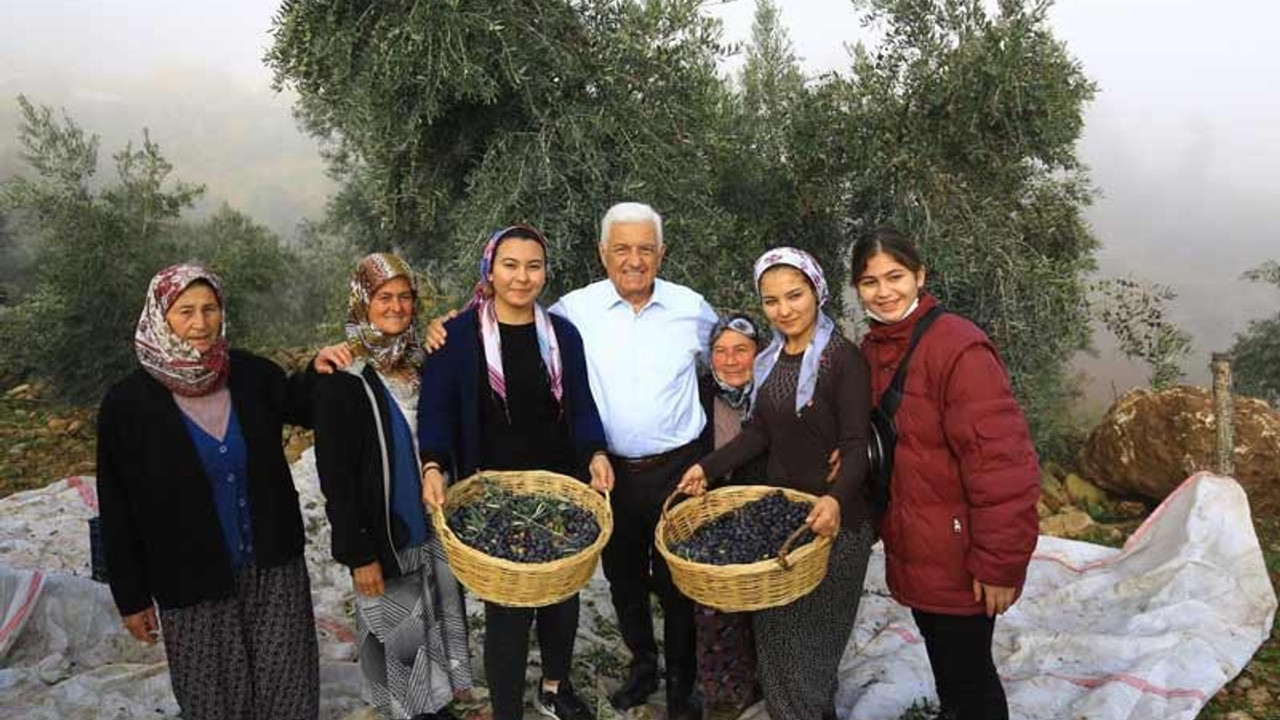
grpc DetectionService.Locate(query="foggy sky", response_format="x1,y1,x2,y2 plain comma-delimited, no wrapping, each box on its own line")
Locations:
2,0,1277,406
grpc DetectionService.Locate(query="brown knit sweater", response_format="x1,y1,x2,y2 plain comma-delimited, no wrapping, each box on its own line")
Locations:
699,333,872,529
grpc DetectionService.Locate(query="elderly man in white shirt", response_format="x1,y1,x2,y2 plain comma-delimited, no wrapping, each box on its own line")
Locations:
548,202,716,720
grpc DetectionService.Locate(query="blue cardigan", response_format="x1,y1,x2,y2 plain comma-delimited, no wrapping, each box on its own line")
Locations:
417,307,607,481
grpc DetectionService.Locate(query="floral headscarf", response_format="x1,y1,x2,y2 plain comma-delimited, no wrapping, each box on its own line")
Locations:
134,263,231,397
748,247,837,417
709,313,762,412
345,253,424,375
467,225,564,415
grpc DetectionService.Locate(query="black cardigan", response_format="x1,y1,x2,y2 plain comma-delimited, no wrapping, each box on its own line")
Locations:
96,350,313,615
311,363,416,579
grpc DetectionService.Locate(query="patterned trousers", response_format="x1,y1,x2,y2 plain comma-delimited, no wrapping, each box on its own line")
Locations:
354,539,474,719
159,557,319,720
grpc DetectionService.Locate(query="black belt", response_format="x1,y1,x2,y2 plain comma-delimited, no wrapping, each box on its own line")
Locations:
611,441,696,474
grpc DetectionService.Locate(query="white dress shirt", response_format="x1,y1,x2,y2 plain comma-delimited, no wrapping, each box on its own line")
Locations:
550,278,718,458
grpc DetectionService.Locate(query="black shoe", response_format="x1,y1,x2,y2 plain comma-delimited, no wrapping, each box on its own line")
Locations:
609,662,659,710
534,679,595,720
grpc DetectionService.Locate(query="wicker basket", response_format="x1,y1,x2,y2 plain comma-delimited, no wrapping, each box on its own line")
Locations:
655,485,833,612
431,470,612,608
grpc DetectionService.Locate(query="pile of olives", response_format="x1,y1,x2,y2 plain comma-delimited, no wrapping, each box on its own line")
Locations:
669,490,816,565
447,480,600,563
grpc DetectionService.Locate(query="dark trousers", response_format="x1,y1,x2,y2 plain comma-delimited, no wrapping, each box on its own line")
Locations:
601,441,701,698
911,609,1008,720
485,595,580,720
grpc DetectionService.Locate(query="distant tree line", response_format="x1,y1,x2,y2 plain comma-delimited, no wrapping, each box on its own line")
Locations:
0,96,358,401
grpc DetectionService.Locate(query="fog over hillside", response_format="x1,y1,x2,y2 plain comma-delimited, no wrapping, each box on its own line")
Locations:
2,0,1277,409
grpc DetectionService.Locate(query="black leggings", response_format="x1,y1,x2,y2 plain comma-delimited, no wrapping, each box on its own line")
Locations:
911,609,1008,720
485,595,580,720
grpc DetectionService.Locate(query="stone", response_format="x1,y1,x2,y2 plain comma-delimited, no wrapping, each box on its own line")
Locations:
4,383,31,398
1039,469,1070,512
1225,711,1256,720
284,430,314,465
1042,460,1068,481
1247,686,1271,709
1236,676,1255,690
46,417,69,432
1108,500,1148,520
1036,500,1052,519
1039,507,1095,539
1064,473,1107,507
66,419,85,435
1079,386,1280,508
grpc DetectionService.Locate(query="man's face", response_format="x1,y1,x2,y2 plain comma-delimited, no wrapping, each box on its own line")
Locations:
599,221,664,305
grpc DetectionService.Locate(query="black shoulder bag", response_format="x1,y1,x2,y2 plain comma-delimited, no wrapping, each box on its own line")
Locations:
866,306,944,515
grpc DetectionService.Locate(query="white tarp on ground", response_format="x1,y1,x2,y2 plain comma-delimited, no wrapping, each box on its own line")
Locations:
0,455,1273,720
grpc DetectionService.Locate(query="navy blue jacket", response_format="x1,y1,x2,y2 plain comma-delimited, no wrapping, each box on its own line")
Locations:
418,308,607,481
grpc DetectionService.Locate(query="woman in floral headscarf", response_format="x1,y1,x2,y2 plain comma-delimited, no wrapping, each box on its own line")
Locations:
418,226,612,720
678,248,875,720
312,253,475,720
97,264,319,720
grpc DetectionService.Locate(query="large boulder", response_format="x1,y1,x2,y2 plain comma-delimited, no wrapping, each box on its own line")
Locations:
1079,386,1280,508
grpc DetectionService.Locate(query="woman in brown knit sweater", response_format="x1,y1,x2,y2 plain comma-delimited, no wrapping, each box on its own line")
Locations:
678,247,874,720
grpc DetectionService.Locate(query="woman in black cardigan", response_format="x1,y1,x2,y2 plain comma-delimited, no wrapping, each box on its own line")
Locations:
97,264,318,720
311,253,474,720
418,225,613,720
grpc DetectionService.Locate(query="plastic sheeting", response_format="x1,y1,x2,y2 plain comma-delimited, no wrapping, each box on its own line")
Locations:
0,458,1274,720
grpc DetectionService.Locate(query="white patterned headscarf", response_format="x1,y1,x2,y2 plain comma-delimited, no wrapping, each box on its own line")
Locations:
345,253,424,375
748,247,837,417
134,264,230,397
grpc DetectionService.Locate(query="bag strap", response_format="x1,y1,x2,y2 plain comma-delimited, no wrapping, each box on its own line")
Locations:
878,306,945,418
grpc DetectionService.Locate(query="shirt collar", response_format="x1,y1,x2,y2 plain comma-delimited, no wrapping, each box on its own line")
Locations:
605,278,667,313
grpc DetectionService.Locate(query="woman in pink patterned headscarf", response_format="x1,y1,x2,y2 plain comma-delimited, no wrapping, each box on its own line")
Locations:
98,263,319,720
679,247,875,720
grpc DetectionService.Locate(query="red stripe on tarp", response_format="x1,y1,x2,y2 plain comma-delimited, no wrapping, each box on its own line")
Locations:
1041,671,1207,701
65,475,99,512
314,615,356,644
0,570,45,642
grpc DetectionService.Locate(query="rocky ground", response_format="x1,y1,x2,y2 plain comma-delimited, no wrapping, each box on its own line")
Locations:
2,379,1277,720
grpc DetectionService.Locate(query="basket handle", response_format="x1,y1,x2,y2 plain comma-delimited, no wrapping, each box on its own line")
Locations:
775,523,810,570
661,487,684,526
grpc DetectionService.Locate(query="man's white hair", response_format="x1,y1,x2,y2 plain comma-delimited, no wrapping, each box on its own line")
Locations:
599,202,664,248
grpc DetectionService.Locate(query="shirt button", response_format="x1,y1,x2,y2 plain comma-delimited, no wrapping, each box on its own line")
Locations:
238,498,247,508
219,445,228,454
227,473,236,482
238,543,245,551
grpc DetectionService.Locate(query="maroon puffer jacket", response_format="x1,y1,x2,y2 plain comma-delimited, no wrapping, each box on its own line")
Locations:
862,293,1040,615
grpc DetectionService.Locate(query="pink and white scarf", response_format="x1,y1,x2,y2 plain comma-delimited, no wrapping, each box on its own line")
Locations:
467,225,564,412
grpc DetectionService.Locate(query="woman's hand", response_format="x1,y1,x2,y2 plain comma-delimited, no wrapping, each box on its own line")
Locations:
421,466,446,509
588,452,614,493
676,464,708,496
423,310,458,354
352,561,386,598
807,496,841,538
973,579,1017,617
313,343,353,374
122,605,159,645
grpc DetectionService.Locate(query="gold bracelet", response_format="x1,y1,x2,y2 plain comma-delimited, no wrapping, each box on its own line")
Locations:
421,462,443,475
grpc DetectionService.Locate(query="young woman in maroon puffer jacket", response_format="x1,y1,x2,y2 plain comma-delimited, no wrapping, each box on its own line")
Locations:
852,228,1040,720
